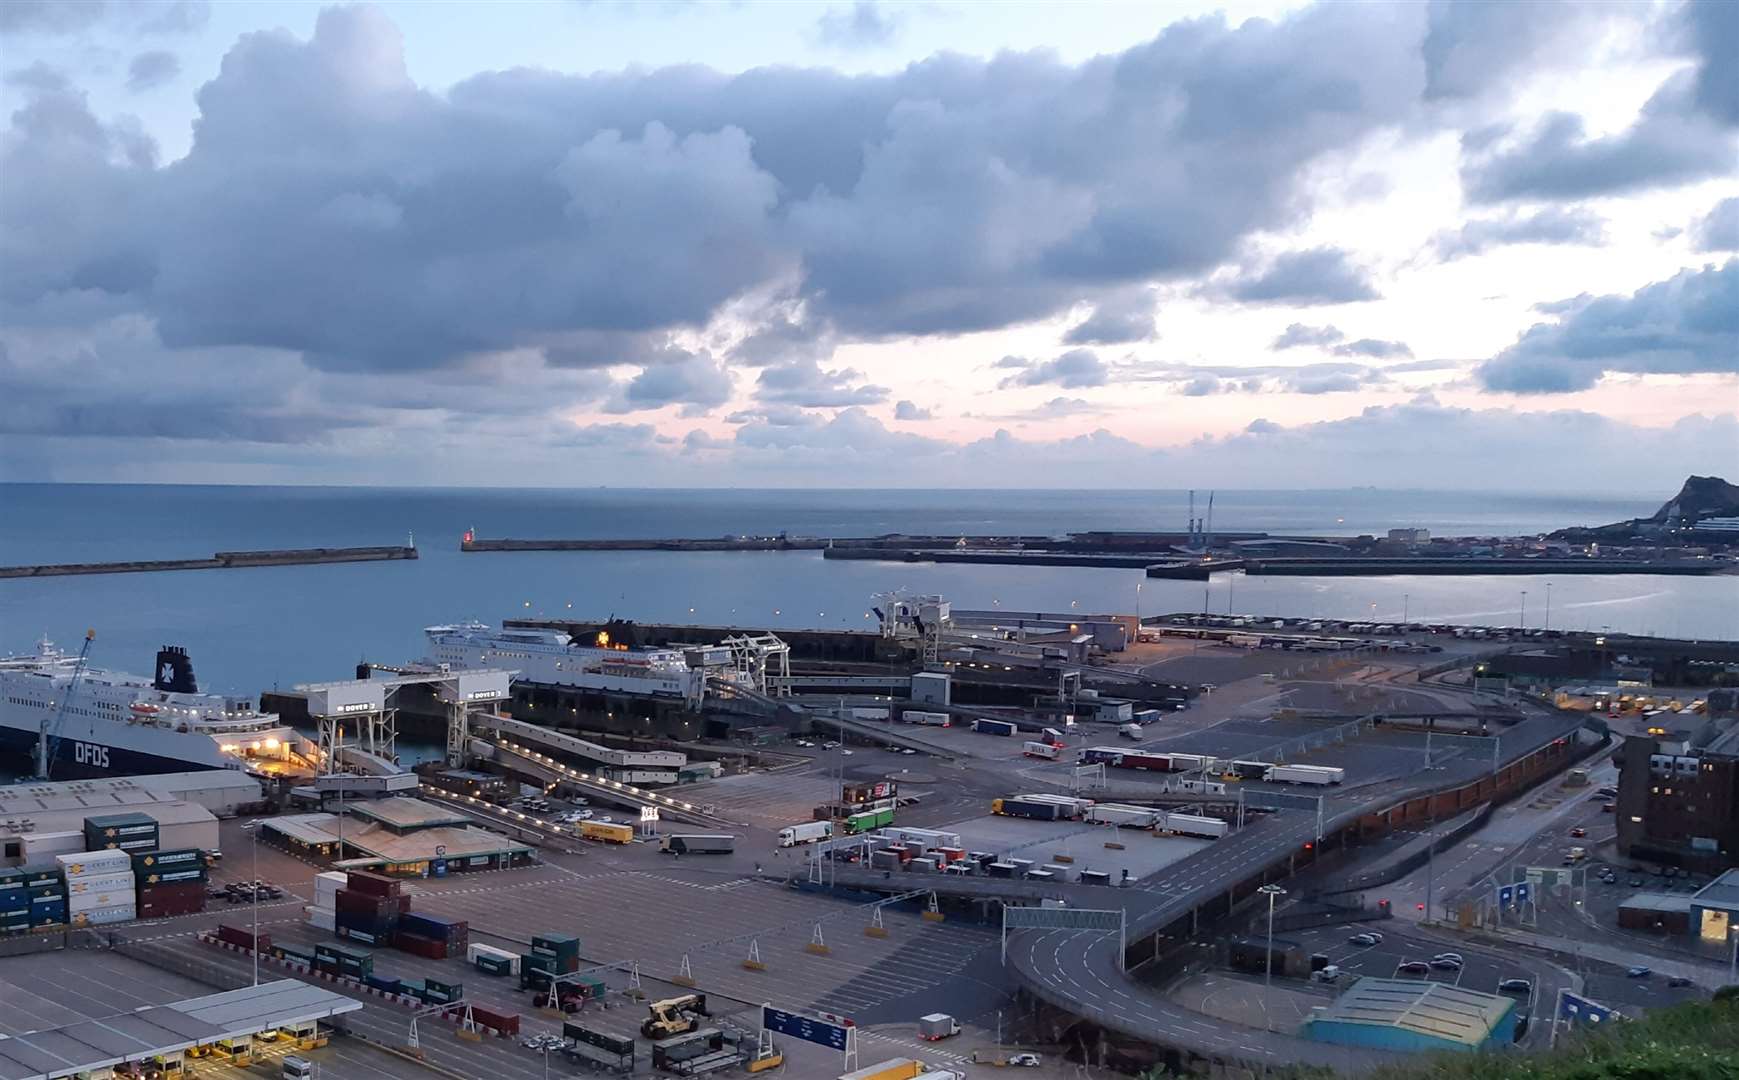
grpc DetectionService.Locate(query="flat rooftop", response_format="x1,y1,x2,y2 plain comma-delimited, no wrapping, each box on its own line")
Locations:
936,813,1211,883
261,812,533,865
345,797,472,830
1308,977,1513,1048
0,980,360,1080
1692,869,1739,913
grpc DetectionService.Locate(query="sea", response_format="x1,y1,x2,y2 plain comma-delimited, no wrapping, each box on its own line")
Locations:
1,484,1734,706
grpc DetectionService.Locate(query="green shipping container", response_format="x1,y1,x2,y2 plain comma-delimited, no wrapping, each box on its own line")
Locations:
476,956,512,976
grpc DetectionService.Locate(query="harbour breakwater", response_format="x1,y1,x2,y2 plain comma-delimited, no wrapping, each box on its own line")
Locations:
0,545,418,579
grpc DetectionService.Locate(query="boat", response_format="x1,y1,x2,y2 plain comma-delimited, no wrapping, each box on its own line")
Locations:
0,640,309,778
425,622,718,702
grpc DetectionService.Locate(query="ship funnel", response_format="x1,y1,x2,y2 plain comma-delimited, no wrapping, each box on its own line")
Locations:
154,646,198,694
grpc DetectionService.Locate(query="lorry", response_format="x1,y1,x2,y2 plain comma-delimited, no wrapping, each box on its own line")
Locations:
1017,793,1093,817
1117,723,1144,739
1080,746,1125,765
901,711,951,726
1264,764,1345,786
1226,760,1273,780
1022,741,1061,760
580,820,634,844
1160,813,1229,839
844,807,895,833
876,826,962,850
777,821,833,847
971,718,1018,737
991,798,1064,821
918,1013,960,1040
660,834,736,855
1086,803,1160,828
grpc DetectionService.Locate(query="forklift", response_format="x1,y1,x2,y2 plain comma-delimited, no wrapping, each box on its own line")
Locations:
641,993,710,1040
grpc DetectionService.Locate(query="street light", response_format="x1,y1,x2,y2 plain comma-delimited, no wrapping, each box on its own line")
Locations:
1258,883,1287,1030
243,818,262,986
1520,590,1528,631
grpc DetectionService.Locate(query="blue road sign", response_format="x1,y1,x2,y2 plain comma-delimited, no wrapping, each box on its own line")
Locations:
1498,885,1514,907
1517,882,1531,903
763,1007,850,1051
1558,991,1618,1027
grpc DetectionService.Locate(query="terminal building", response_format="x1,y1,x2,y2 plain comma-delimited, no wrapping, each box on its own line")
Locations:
260,796,536,876
1300,977,1516,1054
0,772,257,867
1615,721,1739,874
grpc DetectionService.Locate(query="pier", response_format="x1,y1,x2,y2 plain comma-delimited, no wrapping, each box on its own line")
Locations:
0,545,418,579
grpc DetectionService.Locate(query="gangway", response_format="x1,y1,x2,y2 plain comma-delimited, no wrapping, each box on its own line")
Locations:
474,715,687,770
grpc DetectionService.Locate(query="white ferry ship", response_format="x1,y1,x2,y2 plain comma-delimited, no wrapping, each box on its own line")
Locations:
424,622,711,701
0,640,307,778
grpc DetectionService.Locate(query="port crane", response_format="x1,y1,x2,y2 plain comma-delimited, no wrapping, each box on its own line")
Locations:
36,629,95,781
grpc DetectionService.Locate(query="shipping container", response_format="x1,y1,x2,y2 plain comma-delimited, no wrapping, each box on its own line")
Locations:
56,850,130,878
469,1005,520,1037
1022,741,1061,760
66,872,134,896
971,718,1018,737
335,924,390,947
900,711,951,726
399,913,468,943
217,925,271,952
393,933,449,960
343,870,402,898
1160,813,1229,839
991,798,1063,821
579,821,634,845
1086,803,1160,828
1263,764,1344,785
19,865,64,890
364,975,404,995
72,904,135,926
1016,794,1094,817
135,865,207,887
131,849,204,873
532,933,581,960
875,827,962,849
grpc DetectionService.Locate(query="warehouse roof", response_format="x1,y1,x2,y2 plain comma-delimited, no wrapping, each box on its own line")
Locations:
1619,892,1693,914
0,798,215,841
260,811,531,865
1692,869,1739,914
1309,978,1513,1049
0,980,359,1080
345,797,471,831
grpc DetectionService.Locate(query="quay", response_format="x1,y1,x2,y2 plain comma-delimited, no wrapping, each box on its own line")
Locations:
1151,556,1728,578
460,533,1052,553
0,545,418,579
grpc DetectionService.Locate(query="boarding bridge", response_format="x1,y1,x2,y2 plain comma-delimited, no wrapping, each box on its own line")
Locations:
474,738,730,827
473,715,687,770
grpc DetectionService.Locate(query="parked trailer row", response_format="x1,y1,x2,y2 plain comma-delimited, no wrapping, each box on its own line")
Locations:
991,798,1064,821
1080,748,1219,773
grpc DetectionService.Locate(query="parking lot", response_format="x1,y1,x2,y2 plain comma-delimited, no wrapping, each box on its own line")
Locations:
936,813,1212,883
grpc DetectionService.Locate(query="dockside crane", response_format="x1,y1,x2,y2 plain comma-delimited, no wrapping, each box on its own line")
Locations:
37,629,95,781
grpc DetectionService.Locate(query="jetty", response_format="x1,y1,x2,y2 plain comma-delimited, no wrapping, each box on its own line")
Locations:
0,545,418,579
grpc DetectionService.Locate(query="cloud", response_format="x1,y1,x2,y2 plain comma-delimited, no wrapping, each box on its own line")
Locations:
754,357,888,407
1693,197,1739,252
893,399,932,421
814,2,901,49
997,348,1107,389
1271,323,1345,350
1477,259,1739,392
1684,0,1739,126
1217,248,1381,306
1061,291,1156,345
0,0,209,34
1421,0,1613,101
1432,206,1606,260
990,396,1103,419
125,49,179,92
605,351,735,414
1331,338,1413,360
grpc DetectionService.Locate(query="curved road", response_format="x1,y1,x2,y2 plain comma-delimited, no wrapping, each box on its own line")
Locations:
1003,699,1587,1072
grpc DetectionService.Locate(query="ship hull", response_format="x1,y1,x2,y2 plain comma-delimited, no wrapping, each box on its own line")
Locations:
0,724,231,778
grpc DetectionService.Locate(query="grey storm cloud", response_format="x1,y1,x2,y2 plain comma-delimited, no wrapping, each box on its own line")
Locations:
1421,0,1610,101
1061,292,1156,346
0,1,1436,384
997,349,1107,389
754,357,888,407
606,351,734,414
814,2,901,50
1693,198,1739,252
1432,206,1606,260
1460,5,1739,205
1331,338,1413,360
1217,248,1381,306
125,50,180,93
1477,258,1739,393
893,400,932,421
1271,323,1344,350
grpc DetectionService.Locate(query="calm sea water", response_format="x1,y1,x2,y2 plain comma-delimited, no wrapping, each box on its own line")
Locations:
1,484,1732,700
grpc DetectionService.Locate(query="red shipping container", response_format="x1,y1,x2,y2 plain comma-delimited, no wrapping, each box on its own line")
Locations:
467,1006,520,1037
216,925,270,952
140,897,205,918
392,932,448,960
138,882,206,904
345,870,401,898
335,890,400,918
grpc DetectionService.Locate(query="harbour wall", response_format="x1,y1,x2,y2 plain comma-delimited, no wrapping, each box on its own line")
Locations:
0,545,418,579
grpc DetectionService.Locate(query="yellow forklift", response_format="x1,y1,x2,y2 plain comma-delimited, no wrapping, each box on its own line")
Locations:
641,993,710,1040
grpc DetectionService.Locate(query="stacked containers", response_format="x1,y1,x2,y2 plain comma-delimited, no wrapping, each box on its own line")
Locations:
309,871,345,932
0,868,29,934
217,925,272,953
313,942,373,980
132,849,207,919
83,812,160,854
58,850,135,926
397,913,468,957
22,864,68,929
335,870,403,946
520,933,579,989
419,977,463,1006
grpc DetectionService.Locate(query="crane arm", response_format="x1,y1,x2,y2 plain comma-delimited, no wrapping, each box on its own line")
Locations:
38,629,95,781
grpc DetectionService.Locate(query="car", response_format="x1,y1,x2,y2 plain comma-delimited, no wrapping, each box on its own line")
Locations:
1630,877,1643,886
1006,1053,1041,1067
1668,975,1693,988
1626,966,1652,978
840,748,854,755
1570,827,1587,838
1498,978,1532,995
1348,933,1377,946
1429,957,1463,971
901,748,918,755
1398,961,1430,975
1365,931,1384,944
822,741,841,749
795,740,814,748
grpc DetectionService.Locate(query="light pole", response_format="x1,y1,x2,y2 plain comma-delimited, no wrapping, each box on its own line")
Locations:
245,819,261,986
1520,590,1528,632
1544,582,1552,632
1135,581,1143,626
1730,925,1737,985
1258,884,1286,1030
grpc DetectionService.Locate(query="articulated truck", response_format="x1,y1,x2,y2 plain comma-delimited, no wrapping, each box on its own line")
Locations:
1264,764,1345,786
778,821,833,847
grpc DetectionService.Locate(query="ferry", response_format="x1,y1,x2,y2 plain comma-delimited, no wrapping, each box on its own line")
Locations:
0,640,307,778
424,622,713,702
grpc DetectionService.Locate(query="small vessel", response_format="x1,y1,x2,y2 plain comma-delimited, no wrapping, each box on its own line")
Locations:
0,639,309,778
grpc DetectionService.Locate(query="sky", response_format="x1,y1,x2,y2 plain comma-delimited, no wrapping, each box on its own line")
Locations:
1,0,1735,491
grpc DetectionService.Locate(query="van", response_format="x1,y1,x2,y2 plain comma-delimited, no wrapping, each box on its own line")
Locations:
282,1056,314,1079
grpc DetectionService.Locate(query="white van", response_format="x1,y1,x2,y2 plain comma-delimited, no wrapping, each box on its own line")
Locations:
282,1056,314,1079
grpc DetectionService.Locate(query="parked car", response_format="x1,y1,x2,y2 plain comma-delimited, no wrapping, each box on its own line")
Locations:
1398,961,1430,975
1349,933,1377,946
1626,966,1652,979
1007,1053,1041,1067
1429,957,1463,971
1668,975,1693,988
1433,953,1463,964
1629,877,1644,887
1570,827,1587,838
1498,979,1532,995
